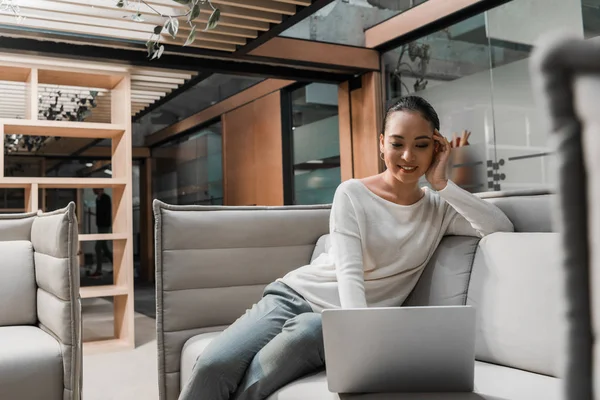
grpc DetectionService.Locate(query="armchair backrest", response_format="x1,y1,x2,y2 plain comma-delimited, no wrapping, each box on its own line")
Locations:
0,213,36,326
0,204,81,399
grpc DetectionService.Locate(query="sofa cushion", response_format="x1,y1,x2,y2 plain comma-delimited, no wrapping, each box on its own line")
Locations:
467,232,563,377
181,331,558,400
405,236,480,307
0,326,63,400
0,241,36,326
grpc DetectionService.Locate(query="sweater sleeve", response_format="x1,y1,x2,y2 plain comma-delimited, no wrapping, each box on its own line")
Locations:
439,180,514,237
329,185,368,309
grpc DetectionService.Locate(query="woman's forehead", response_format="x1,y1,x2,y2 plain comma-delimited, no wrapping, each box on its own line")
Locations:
386,111,433,137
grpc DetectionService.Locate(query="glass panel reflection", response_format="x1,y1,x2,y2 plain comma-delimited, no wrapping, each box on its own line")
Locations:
153,121,223,205
291,83,341,204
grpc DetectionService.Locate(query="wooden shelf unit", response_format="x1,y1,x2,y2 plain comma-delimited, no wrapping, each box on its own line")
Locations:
0,56,135,354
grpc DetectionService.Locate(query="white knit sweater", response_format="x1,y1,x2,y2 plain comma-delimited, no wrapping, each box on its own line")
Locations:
279,179,514,312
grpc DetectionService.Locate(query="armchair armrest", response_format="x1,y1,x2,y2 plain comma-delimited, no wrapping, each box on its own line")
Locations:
153,200,330,400
31,203,81,400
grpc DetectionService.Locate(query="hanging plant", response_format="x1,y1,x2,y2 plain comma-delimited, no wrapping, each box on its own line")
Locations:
116,0,221,60
39,90,98,122
0,0,24,22
4,90,99,154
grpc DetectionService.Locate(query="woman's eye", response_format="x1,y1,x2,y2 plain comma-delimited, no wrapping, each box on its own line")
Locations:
416,144,429,148
390,143,402,148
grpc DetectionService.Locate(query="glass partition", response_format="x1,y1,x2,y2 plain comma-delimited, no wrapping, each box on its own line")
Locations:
382,0,592,192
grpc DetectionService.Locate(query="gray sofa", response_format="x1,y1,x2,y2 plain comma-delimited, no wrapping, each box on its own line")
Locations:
0,203,82,400
154,191,563,400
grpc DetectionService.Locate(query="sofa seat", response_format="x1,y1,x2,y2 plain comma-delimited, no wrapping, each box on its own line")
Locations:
181,332,560,400
0,326,64,400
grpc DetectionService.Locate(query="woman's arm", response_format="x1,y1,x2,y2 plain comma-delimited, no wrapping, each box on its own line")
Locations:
439,179,514,237
329,186,368,308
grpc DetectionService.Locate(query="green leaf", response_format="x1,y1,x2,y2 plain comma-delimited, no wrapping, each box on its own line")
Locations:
184,25,196,46
146,40,154,57
205,8,220,31
132,13,144,22
165,18,179,39
116,0,125,8
189,3,201,22
157,45,165,58
89,90,98,98
153,25,162,35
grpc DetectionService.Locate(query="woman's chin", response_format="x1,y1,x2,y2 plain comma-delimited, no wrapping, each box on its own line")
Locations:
392,170,423,185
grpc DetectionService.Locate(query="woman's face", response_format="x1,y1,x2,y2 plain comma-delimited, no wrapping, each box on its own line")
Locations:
379,110,436,185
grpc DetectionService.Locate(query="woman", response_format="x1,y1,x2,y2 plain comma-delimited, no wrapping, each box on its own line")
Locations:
179,96,514,400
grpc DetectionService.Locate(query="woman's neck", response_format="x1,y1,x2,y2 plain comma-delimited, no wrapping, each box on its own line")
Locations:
381,171,423,205
360,171,423,206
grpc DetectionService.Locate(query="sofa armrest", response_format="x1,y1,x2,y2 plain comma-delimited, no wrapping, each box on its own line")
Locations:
153,200,330,400
31,203,81,400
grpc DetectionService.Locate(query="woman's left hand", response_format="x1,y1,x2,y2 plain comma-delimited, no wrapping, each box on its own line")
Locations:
426,130,451,191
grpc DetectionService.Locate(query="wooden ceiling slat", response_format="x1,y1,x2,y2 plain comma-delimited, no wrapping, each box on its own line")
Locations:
130,75,186,85
0,14,237,52
130,69,194,79
211,0,295,15
131,82,180,89
169,30,247,46
272,0,310,5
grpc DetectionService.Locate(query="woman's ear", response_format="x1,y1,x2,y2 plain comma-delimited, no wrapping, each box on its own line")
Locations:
379,133,385,153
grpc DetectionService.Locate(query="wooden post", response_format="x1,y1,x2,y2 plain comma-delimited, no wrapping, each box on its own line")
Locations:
140,158,154,282
25,183,38,212
338,82,354,181
26,68,38,121
350,72,383,178
111,75,135,348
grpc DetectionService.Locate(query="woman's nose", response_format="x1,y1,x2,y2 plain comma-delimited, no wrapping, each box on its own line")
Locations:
401,149,415,162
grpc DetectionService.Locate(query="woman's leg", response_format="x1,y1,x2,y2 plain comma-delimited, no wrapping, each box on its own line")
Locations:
178,282,312,400
232,312,325,400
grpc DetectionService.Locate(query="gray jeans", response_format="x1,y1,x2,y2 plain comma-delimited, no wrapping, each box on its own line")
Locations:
178,281,325,400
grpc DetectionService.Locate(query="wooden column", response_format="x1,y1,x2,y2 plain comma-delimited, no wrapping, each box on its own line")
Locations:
139,158,154,282
338,82,354,182
342,72,385,179
222,92,284,206
110,75,135,350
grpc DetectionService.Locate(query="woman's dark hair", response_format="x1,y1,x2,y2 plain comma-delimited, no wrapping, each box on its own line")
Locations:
382,96,440,135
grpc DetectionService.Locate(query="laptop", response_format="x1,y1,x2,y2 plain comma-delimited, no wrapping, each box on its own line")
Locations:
321,306,476,394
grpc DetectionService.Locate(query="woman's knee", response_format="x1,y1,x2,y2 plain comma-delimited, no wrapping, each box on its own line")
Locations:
192,353,240,389
282,313,323,345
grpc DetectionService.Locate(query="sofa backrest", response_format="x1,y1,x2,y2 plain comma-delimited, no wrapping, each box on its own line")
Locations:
153,201,331,400
0,213,37,326
467,232,562,377
407,192,562,378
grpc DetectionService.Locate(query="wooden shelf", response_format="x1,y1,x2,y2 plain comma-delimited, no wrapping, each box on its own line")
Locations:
83,338,133,355
1,59,135,354
79,233,128,241
0,66,30,83
80,284,129,299
0,177,126,188
1,119,126,138
38,69,124,90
